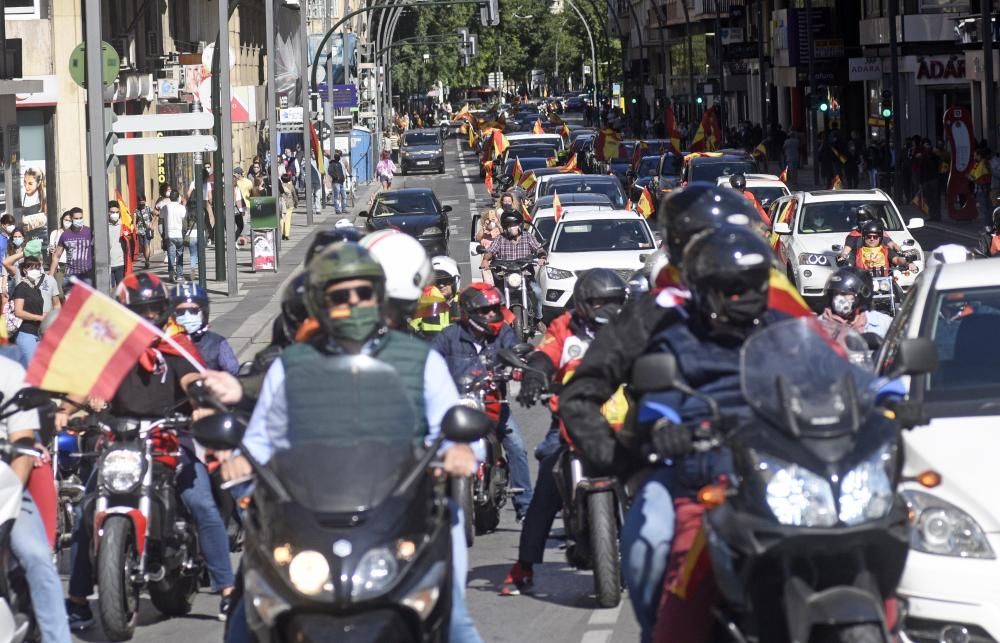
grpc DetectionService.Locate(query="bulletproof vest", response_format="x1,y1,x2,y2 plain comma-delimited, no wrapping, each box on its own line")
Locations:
193,331,226,371
281,330,430,446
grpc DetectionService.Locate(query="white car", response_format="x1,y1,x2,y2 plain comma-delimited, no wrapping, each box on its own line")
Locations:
874,258,1000,643
768,189,925,301
538,209,657,321
717,173,791,210
505,132,566,153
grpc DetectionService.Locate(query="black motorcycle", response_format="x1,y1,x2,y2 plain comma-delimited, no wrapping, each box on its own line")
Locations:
631,317,937,643
490,258,543,342
193,355,492,642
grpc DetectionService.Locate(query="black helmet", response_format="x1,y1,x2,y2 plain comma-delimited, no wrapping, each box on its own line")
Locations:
306,226,363,265
658,182,756,262
855,204,879,228
280,273,309,341
500,210,523,230
729,173,747,192
115,272,171,326
573,268,628,326
459,283,505,337
682,225,773,336
861,218,885,239
825,267,873,316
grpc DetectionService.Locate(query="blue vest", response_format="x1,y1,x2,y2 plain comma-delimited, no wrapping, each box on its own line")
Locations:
193,331,226,371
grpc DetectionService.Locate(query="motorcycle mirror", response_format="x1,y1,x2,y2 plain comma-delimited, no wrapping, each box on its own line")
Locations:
192,413,246,451
512,342,534,356
441,406,493,443
630,353,680,395
11,388,53,412
472,244,486,256
889,337,939,378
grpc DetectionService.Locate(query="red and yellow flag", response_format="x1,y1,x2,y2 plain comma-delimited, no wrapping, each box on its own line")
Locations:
552,191,565,223
637,186,655,219
520,200,533,224
630,141,649,173
485,172,494,194
26,280,175,399
690,107,722,153
768,269,812,318
308,120,324,174
779,166,789,183
532,118,545,135
595,128,622,161
831,175,843,190
665,105,682,155
492,130,510,158
546,157,559,167
560,124,571,140
559,153,579,173
753,141,767,160
513,157,524,185
969,159,991,184
520,171,537,191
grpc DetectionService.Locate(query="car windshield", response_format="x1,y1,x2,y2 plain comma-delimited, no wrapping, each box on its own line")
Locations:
510,145,558,158
403,132,438,146
544,179,626,207
638,157,659,177
922,287,1000,402
798,201,903,233
552,218,654,252
373,193,437,216
690,160,755,183
747,186,788,208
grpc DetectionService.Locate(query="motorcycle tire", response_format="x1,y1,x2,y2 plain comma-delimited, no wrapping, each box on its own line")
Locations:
473,498,501,535
149,572,198,617
812,623,886,643
510,303,525,341
96,517,140,642
450,476,475,547
587,492,622,609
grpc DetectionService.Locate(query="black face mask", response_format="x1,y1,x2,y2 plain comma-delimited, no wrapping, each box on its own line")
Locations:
719,288,767,325
501,203,514,213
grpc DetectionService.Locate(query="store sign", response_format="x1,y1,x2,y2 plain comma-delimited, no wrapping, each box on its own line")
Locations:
725,42,760,60
915,56,966,85
849,57,883,82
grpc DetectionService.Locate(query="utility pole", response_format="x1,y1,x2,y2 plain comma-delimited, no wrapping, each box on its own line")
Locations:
300,2,314,225
215,0,237,293
806,0,818,186
984,0,997,151
325,0,334,165
681,0,696,124
714,0,726,132
85,0,111,293
266,0,281,212
758,0,768,128
888,0,903,200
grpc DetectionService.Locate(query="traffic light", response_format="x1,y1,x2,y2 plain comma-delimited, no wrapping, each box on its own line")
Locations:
881,90,893,119
811,88,829,112
630,96,637,105
468,34,478,57
480,0,499,26
695,96,704,105
458,28,470,66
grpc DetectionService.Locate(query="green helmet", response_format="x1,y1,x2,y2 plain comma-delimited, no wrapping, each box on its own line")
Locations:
304,242,386,320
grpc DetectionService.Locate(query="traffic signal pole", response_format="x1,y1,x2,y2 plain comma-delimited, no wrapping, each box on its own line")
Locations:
84,0,111,294
888,0,903,200
983,0,997,152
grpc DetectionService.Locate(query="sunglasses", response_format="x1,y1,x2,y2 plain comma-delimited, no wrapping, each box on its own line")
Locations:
864,234,881,240
176,306,202,315
324,285,376,306
131,302,166,316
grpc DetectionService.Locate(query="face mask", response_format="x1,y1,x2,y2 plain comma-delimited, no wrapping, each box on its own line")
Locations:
62,220,72,230
109,214,120,224
2,225,13,234
25,269,41,282
12,238,22,247
486,221,496,229
327,305,381,343
501,203,514,213
591,303,622,326
72,219,84,229
176,311,204,334
832,293,856,318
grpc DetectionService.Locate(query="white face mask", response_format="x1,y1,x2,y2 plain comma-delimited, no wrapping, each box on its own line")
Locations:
12,238,23,247
25,269,41,282
176,311,204,334
2,225,13,234
71,219,84,229
62,220,72,230
832,293,856,318
109,213,120,224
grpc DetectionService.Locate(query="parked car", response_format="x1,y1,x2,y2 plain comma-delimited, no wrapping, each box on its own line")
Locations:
361,188,451,256
399,128,445,175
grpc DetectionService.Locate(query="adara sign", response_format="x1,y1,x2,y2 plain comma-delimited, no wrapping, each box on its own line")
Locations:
915,57,966,85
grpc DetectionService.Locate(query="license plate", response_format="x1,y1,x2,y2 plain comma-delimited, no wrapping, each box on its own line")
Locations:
417,161,430,166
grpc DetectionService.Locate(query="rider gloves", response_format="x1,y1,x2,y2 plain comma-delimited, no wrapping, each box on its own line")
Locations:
517,369,547,407
650,417,693,458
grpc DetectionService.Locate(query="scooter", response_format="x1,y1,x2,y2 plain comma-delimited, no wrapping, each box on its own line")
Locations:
632,317,937,643
192,356,492,642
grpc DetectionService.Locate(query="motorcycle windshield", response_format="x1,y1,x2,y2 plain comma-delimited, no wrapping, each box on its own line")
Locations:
740,317,876,437
269,353,425,513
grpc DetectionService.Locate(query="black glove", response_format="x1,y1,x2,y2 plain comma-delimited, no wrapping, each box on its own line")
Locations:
650,418,693,458
517,369,547,407
886,399,928,430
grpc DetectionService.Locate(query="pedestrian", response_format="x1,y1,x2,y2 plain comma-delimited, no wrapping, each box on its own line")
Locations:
185,198,200,281
161,191,187,283
969,148,993,227
132,195,154,270
295,144,306,191
376,150,397,191
48,207,94,295
233,167,253,240
278,172,296,240
48,211,71,292
328,149,349,214
107,201,126,289
11,256,51,362
783,131,800,186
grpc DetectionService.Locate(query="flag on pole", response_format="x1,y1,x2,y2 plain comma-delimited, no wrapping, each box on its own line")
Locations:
637,186,655,219
831,175,843,190
114,190,137,275
779,166,789,183
665,105,682,155
485,172,494,194
513,157,524,186
25,279,204,399
752,142,767,160
552,191,565,223
595,128,622,161
560,124,571,140
520,171,537,191
767,270,813,318
492,130,510,157
532,118,545,134
558,153,579,173
690,107,721,153
630,141,649,173
521,200,533,223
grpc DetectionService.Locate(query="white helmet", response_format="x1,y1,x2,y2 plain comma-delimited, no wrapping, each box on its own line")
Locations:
334,217,355,229
926,244,972,269
431,255,461,294
359,229,432,303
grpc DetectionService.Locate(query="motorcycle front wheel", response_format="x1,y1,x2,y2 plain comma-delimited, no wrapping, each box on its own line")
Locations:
587,492,622,609
97,517,140,642
509,303,525,341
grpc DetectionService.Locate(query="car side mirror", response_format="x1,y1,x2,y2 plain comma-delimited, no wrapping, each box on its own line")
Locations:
903,238,916,246
440,406,493,443
772,222,792,235
831,244,843,252
630,353,680,395
889,337,939,378
907,217,925,230
443,205,453,213
191,413,246,451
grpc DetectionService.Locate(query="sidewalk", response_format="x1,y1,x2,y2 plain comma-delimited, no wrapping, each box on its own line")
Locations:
147,181,380,362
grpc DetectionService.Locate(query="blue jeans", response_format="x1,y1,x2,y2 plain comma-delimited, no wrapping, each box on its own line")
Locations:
529,280,543,321
620,467,675,643
449,501,482,643
13,491,71,643
166,238,184,280
188,237,199,280
331,182,346,213
499,407,532,515
14,331,38,365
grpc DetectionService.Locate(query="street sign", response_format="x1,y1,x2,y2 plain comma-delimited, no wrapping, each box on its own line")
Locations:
279,106,303,123
112,135,218,156
612,83,621,96
111,112,215,133
331,84,358,108
68,41,119,88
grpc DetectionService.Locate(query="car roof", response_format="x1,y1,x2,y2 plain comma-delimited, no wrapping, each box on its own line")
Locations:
535,193,613,207
547,174,619,184
797,189,890,203
379,187,434,196
557,208,645,222
403,128,440,136
507,132,563,141
930,258,1000,290
716,174,785,185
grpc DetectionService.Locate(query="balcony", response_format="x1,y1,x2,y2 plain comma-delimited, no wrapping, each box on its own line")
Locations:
860,13,962,46
663,0,745,26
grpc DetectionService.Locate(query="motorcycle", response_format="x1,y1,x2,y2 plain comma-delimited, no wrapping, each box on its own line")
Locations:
191,355,492,642
485,256,543,342
631,317,938,643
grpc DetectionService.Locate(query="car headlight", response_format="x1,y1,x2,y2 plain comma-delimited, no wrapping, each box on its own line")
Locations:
759,455,837,527
797,252,831,266
422,226,444,236
545,266,574,280
100,449,144,493
352,547,398,600
902,490,995,559
288,550,330,595
838,445,895,525
506,272,523,288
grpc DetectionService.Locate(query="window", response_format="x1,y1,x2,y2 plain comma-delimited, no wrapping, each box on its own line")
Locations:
747,187,789,209
918,0,969,14
4,0,40,19
552,219,654,253
372,193,436,216
797,201,904,234
921,288,1000,399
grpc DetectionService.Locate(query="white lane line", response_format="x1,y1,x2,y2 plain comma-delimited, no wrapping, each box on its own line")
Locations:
588,604,623,626
580,630,612,643
465,182,476,202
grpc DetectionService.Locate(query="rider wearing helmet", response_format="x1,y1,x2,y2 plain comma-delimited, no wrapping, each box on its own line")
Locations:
431,255,462,305
432,283,534,522
846,219,911,272
170,283,239,374
836,204,901,265
220,243,483,642
728,173,769,226
977,208,1000,257
65,272,237,626
360,229,432,330
482,210,547,328
820,267,892,338
410,256,463,337
500,268,628,596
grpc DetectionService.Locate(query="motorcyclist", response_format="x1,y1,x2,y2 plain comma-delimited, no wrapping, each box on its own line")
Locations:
500,269,628,596
431,255,462,306
170,283,240,374
62,272,236,627
976,208,1000,257
410,256,462,336
218,242,483,642
728,173,769,226
819,267,892,338
482,211,547,330
360,229,432,329
431,283,534,522
836,204,901,265
846,219,912,273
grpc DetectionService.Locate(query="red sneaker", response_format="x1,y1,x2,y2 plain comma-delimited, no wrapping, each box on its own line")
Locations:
499,562,533,596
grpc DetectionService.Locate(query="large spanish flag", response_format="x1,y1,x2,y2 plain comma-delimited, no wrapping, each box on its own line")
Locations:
532,118,545,134
637,186,655,219
27,280,175,398
595,128,622,161
558,153,579,173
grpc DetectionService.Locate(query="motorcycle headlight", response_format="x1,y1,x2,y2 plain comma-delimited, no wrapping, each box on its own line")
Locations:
288,550,330,596
457,396,484,411
351,547,399,600
545,266,574,280
99,449,144,494
759,455,837,527
797,252,830,266
902,490,995,559
506,272,523,288
838,445,895,525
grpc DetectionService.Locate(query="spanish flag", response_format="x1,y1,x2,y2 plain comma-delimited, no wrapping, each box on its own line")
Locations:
532,118,545,135
26,279,177,399
665,105,682,155
492,130,510,157
595,128,622,161
485,172,494,195
637,186,655,219
560,124,571,140
521,200,533,224
753,142,767,160
520,171,537,191
779,166,788,183
768,269,812,318
690,107,722,153
969,159,991,185
468,126,476,149
513,157,524,185
546,157,559,167
552,191,565,223
559,153,579,173
309,120,324,174
630,141,649,173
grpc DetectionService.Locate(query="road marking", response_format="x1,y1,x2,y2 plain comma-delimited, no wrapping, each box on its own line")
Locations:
580,630,613,643
466,182,476,202
588,604,623,626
